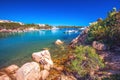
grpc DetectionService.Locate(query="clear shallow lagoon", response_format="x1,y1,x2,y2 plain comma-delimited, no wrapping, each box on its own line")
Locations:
0,28,80,68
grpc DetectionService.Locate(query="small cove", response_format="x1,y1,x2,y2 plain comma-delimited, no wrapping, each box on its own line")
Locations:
0,28,81,68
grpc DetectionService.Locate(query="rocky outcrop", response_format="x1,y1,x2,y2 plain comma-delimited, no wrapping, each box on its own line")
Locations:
0,50,54,80
60,74,77,80
92,41,107,51
40,70,49,80
98,51,120,74
53,65,64,71
0,65,19,80
107,55,120,70
4,64,19,74
0,74,11,80
16,62,40,80
3,64,19,80
69,27,89,48
55,39,63,45
32,50,53,71
31,50,54,80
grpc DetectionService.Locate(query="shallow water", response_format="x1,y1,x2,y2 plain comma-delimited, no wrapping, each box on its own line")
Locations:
0,28,80,68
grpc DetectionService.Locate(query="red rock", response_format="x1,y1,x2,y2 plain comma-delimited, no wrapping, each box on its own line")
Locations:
69,28,88,48
92,41,107,50
44,64,51,71
83,27,89,34
0,74,11,80
108,55,120,70
68,54,75,60
60,74,77,80
40,70,49,80
16,62,40,80
55,39,63,45
4,64,19,74
53,65,64,71
32,50,53,71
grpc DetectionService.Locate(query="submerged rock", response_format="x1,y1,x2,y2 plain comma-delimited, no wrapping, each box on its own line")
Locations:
92,41,107,51
16,62,40,80
32,50,53,71
55,39,63,45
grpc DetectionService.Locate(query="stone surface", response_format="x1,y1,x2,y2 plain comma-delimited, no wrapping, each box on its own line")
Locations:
0,74,11,80
69,27,88,48
55,39,63,45
40,70,49,80
107,55,120,70
98,51,120,71
32,50,53,71
16,62,40,80
68,54,76,60
92,41,107,50
4,64,19,74
53,65,64,71
108,63,120,70
60,74,77,80
83,27,89,34
43,64,51,71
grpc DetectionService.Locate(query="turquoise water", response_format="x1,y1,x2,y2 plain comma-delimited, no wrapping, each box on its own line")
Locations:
0,28,80,68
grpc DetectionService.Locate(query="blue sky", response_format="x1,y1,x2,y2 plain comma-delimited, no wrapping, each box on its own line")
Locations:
0,0,120,26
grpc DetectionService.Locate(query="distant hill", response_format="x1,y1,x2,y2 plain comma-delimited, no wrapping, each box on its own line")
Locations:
0,20,24,25
0,20,13,23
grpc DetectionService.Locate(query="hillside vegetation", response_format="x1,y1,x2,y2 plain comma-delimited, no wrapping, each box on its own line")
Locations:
68,8,120,80
86,8,120,47
0,23,52,30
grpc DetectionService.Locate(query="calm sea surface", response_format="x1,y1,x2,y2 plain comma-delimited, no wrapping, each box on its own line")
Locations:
0,28,81,68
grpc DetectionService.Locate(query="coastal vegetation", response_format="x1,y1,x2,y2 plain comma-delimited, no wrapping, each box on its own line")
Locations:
0,8,120,80
57,25,83,28
70,46,104,79
0,23,52,30
0,22,83,30
86,8,120,47
68,8,120,80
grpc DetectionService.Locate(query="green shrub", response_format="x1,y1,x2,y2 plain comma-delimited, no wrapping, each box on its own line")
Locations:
86,8,120,47
0,23,52,30
70,46,104,78
0,23,21,29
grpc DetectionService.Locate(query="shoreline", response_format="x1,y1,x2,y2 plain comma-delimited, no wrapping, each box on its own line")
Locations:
0,28,79,69
0,28,48,33
0,27,84,33
0,26,120,79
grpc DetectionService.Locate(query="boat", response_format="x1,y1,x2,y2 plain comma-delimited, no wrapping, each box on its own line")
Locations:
79,27,85,30
64,30,78,33
52,26,59,30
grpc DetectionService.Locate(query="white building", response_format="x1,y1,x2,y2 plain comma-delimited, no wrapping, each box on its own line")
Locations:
0,20,24,25
17,22,24,25
38,24,45,27
0,20,13,23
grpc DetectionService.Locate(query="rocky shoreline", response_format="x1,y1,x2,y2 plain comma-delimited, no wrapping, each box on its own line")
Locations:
69,27,120,79
0,50,54,80
0,27,120,80
0,28,40,33
0,39,76,80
